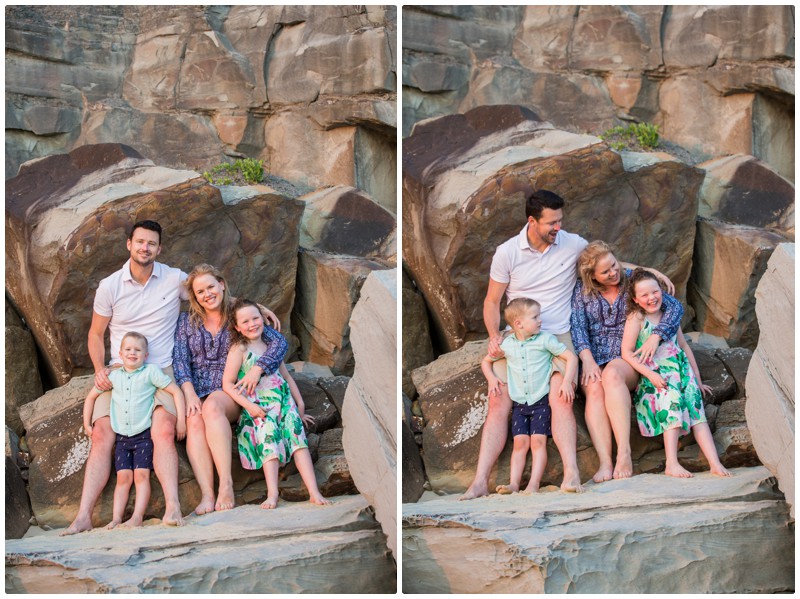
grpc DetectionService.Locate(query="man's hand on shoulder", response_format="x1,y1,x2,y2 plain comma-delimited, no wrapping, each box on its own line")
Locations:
487,335,505,359
94,367,113,391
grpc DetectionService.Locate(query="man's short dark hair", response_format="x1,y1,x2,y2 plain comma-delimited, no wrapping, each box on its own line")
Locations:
129,220,162,244
525,190,565,220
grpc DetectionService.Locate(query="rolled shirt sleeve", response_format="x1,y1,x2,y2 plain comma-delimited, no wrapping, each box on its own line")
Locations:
570,281,592,355
654,292,684,341
172,312,193,388
254,325,288,375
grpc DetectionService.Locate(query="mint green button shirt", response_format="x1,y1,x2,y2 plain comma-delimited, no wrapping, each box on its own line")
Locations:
498,332,567,405
108,364,171,436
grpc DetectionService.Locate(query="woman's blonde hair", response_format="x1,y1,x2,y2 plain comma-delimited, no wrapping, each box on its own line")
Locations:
577,240,625,295
184,264,232,329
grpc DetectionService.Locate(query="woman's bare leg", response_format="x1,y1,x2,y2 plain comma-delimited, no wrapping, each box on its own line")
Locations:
185,413,216,514
602,359,639,479
582,377,614,482
202,390,242,511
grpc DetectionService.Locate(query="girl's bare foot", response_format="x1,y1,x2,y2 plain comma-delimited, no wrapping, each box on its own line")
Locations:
121,515,144,528
309,492,330,506
523,482,539,494
664,463,693,478
496,484,519,495
592,463,614,483
710,464,733,477
106,519,122,530
194,496,216,515
613,452,633,479
260,496,279,509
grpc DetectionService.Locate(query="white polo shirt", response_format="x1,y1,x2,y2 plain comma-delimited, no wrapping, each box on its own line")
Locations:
93,260,188,368
490,226,588,334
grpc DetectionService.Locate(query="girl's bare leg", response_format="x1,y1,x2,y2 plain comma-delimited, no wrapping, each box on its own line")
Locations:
261,459,280,509
108,469,133,529
692,422,732,476
663,427,693,478
293,448,330,505
582,378,614,482
602,359,638,479
524,435,548,493
497,435,529,494
202,390,242,511
122,469,151,527
185,413,216,514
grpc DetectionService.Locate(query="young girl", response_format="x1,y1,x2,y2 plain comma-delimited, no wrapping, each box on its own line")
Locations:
621,269,731,479
222,299,329,508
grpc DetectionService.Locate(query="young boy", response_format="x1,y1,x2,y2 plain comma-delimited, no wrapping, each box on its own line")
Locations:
83,332,186,528
482,298,578,494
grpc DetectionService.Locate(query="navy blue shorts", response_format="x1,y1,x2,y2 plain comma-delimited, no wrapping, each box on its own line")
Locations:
511,396,551,437
114,428,153,471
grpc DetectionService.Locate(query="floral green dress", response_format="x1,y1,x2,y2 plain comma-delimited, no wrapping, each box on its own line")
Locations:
235,351,308,469
632,318,706,437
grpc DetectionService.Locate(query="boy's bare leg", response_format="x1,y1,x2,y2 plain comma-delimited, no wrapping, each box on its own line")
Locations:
692,423,732,476
202,390,241,511
185,414,216,514
663,427,693,478
524,435,548,493
460,385,512,500
122,469,151,527
602,359,637,479
497,435,529,494
293,448,330,505
549,373,583,492
151,408,183,525
261,459,280,509
107,469,132,530
61,416,115,535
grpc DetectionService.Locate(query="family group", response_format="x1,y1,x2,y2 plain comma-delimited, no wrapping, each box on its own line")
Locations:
465,190,731,499
62,220,328,535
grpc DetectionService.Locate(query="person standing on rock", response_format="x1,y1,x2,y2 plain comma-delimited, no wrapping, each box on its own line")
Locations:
460,190,673,499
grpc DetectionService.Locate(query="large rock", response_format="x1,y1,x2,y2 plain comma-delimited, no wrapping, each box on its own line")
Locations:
5,143,303,385
688,218,789,349
6,496,395,593
6,427,32,540
342,269,397,558
401,267,434,399
403,467,794,593
402,419,425,503
5,299,43,435
403,105,704,352
745,243,795,517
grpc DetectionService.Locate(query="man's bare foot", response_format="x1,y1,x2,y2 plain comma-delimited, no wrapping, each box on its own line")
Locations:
60,515,93,536
162,503,184,526
215,483,235,511
121,515,144,528
106,519,122,530
664,463,693,478
459,481,489,501
309,492,330,506
613,452,633,479
561,470,584,493
592,463,614,483
260,496,279,509
496,484,519,495
710,464,732,477
194,496,216,515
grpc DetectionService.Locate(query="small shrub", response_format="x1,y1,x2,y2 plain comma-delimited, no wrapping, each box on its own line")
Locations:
202,158,264,186
600,122,660,152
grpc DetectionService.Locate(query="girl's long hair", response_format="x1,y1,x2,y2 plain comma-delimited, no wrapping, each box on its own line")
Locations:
625,268,666,315
229,298,261,347
184,264,232,329
577,240,626,296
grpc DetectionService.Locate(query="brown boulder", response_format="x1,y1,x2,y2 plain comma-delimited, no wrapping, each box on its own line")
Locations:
401,268,434,399
6,143,303,386
715,347,753,400
5,299,43,435
690,345,736,405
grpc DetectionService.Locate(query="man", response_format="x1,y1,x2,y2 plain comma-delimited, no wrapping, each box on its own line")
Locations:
62,220,189,533
461,190,671,499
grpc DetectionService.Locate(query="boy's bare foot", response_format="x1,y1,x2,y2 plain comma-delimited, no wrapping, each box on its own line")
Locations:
106,519,122,530
309,493,330,506
459,481,489,501
60,515,93,536
260,496,279,509
194,496,216,515
664,463,693,478
162,502,184,526
215,483,235,511
710,464,733,477
613,452,633,479
121,515,144,528
592,463,614,483
495,484,518,495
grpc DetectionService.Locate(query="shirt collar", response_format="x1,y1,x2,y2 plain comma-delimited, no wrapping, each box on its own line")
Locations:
122,259,162,282
121,363,147,375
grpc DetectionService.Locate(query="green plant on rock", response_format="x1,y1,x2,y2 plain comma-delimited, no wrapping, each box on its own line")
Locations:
202,158,264,186
600,122,660,151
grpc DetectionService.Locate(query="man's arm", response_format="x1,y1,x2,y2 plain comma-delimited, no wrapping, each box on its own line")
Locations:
88,311,112,390
483,277,508,351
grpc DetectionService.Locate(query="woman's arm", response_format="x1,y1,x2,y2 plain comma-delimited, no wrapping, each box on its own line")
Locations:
621,314,664,387
653,292,684,341
570,282,600,385
252,326,288,376
222,345,266,418
172,314,203,417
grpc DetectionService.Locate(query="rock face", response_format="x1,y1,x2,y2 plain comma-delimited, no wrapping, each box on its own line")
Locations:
5,143,304,386
6,497,396,593
6,6,397,211
401,267,434,399
402,5,794,181
746,243,795,517
342,269,397,558
6,428,32,540
403,105,704,352
403,467,794,593
688,219,789,348
5,299,43,435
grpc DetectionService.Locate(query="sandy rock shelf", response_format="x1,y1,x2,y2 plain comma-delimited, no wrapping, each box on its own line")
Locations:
6,496,396,593
402,466,793,593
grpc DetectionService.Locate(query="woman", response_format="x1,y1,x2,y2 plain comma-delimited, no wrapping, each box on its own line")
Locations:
173,264,286,514
570,241,683,483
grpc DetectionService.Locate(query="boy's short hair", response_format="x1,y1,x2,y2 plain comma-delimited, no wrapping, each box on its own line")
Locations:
504,297,540,325
121,331,148,349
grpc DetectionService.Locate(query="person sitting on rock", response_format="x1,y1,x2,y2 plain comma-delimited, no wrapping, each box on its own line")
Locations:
482,298,578,495
83,331,186,529
222,299,329,509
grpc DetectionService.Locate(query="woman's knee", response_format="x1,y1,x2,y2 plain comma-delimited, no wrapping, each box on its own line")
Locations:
582,381,605,406
186,414,206,437
203,392,237,423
